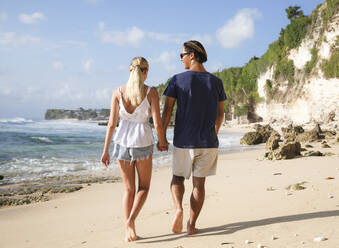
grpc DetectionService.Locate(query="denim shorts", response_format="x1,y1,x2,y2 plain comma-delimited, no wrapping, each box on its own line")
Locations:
112,143,154,162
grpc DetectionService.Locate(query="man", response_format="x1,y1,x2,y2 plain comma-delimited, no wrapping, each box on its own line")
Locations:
162,40,226,235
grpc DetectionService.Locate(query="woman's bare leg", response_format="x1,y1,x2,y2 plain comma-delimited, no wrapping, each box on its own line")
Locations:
118,160,136,241
126,155,152,241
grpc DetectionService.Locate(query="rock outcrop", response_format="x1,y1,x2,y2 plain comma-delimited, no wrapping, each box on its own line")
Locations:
45,108,110,121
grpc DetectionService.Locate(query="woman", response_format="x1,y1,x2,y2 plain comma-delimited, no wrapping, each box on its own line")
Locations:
101,57,168,242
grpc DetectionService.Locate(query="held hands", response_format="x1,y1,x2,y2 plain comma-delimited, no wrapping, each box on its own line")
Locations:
100,152,110,168
157,138,169,152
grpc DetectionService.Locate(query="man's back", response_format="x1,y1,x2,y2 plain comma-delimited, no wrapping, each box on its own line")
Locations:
164,70,226,148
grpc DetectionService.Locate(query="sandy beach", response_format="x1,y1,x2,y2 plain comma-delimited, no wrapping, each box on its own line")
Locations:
1,132,339,248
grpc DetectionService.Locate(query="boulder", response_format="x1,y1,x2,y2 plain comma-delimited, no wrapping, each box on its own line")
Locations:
295,130,320,143
265,133,281,151
255,124,274,142
240,132,263,145
266,141,301,160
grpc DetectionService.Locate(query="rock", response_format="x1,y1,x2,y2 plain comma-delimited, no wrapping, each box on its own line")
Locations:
271,236,278,240
313,123,322,133
240,132,263,145
265,133,281,151
321,143,331,148
295,130,320,143
267,141,301,160
305,144,313,148
313,236,327,242
328,110,335,122
257,244,264,248
304,151,323,156
244,240,250,244
323,130,336,139
98,121,108,126
254,124,274,142
300,148,307,151
286,182,306,191
324,152,335,156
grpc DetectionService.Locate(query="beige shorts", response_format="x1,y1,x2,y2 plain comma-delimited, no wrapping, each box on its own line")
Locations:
173,146,218,179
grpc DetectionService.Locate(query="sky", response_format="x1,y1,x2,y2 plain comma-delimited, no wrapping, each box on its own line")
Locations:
0,0,325,120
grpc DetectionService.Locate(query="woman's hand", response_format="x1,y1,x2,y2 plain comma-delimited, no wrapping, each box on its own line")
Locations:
101,152,110,168
157,139,169,151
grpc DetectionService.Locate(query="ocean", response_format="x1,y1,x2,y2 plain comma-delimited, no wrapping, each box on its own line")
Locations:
0,118,254,185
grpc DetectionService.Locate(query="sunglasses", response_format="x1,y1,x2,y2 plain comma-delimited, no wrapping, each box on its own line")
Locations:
180,52,191,59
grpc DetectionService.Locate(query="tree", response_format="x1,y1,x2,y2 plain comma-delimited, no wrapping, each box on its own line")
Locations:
285,6,304,20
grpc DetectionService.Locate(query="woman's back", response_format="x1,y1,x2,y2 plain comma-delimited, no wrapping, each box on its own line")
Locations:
113,85,154,147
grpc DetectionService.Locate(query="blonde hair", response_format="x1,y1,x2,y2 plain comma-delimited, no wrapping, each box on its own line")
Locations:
125,57,149,106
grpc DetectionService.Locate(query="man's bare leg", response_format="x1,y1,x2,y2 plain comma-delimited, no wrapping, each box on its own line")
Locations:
170,175,185,234
187,176,205,235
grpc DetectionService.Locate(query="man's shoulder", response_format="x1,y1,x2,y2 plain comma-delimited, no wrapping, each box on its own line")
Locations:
208,73,222,83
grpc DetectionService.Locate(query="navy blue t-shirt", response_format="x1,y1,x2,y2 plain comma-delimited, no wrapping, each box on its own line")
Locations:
164,71,226,148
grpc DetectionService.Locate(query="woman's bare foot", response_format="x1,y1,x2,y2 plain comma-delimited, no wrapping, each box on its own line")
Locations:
187,220,198,235
171,209,183,234
125,220,137,242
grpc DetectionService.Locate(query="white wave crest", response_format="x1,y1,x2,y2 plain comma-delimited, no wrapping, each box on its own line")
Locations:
31,136,53,143
0,117,33,123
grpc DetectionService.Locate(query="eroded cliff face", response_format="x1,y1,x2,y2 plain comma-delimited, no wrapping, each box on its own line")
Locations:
256,3,339,124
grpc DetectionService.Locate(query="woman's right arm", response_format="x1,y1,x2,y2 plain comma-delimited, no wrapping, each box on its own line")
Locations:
101,89,120,167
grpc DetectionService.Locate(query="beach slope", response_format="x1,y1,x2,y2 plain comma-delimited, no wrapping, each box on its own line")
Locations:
1,144,339,248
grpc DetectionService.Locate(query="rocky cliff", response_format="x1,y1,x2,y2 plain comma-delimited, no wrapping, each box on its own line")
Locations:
256,1,339,124
45,108,110,121
211,0,338,126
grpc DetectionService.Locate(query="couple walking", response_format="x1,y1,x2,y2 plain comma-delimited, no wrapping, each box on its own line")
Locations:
101,40,226,241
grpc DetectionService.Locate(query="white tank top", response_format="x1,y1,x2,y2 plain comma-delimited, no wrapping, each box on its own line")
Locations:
113,86,155,147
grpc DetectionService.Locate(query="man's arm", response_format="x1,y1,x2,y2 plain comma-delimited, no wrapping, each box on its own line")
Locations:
161,96,176,138
215,101,224,134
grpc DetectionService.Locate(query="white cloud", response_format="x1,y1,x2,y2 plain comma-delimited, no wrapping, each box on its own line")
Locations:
190,34,213,46
0,32,41,46
98,22,145,47
53,61,64,71
18,12,46,25
147,32,186,44
83,59,94,74
152,51,176,64
216,8,261,49
0,12,8,21
150,51,177,72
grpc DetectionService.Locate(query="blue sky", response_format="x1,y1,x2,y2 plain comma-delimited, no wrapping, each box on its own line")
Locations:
0,0,324,119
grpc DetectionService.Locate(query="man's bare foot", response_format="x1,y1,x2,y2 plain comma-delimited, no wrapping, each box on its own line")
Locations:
187,220,198,235
125,220,137,242
171,209,183,234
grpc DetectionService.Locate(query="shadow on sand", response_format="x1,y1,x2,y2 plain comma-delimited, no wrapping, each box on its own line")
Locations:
138,210,339,244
